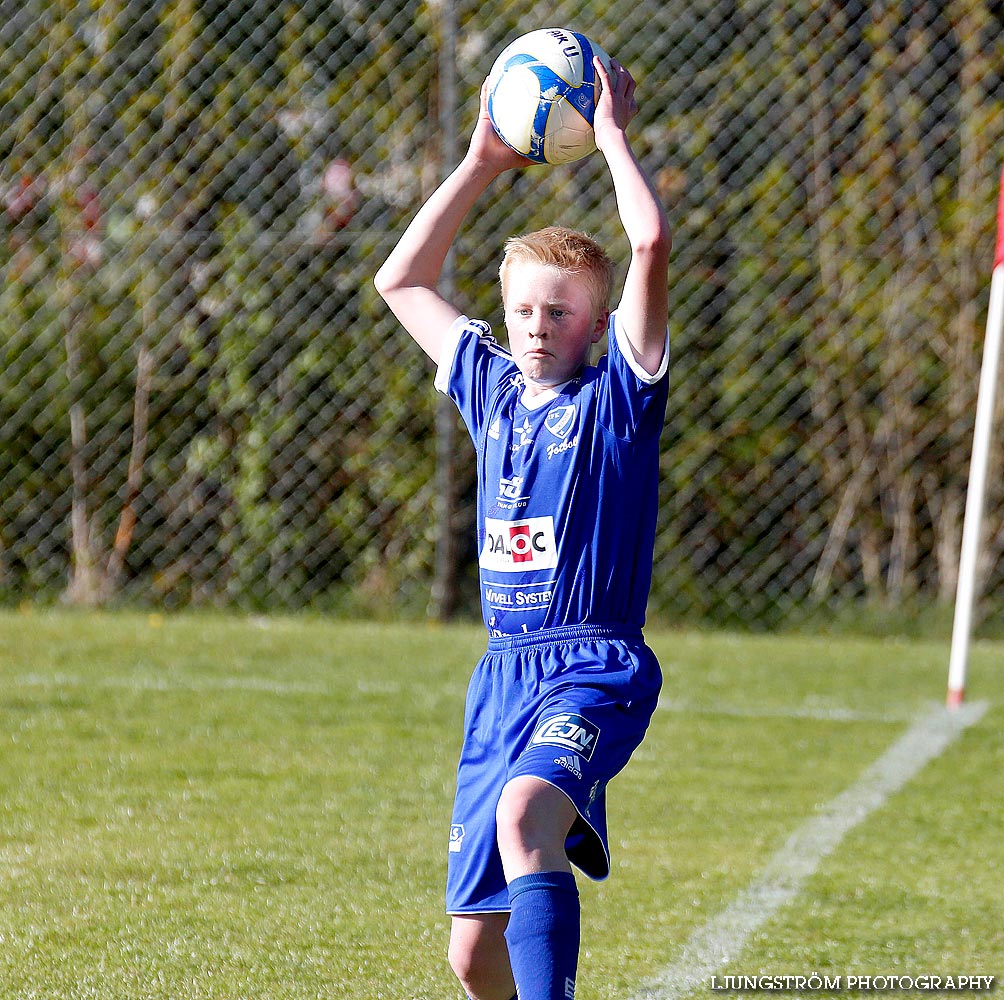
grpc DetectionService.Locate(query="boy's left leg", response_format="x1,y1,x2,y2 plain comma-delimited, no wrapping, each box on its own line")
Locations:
496,776,581,1000
449,913,517,1000
448,632,661,1000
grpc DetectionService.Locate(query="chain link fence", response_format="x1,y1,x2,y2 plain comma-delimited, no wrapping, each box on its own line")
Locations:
3,0,1004,631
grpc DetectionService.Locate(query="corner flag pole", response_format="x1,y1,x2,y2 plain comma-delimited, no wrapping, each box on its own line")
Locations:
947,166,1004,709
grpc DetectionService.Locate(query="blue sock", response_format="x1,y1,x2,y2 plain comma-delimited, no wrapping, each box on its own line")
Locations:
504,871,579,1000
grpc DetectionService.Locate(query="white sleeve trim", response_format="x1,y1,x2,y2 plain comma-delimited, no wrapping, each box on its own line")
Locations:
434,314,471,394
612,310,670,385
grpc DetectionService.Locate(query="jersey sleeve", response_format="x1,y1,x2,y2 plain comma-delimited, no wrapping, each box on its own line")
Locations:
435,315,518,442
595,310,670,441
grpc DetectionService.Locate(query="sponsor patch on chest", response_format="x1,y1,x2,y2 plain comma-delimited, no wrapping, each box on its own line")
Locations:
480,516,558,572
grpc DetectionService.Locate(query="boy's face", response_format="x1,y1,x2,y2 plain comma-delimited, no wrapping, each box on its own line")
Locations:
502,261,607,394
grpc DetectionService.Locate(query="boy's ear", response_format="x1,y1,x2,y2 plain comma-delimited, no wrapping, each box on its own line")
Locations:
591,309,610,342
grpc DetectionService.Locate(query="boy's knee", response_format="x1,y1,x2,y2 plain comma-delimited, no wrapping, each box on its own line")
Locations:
496,776,577,874
448,943,484,995
449,916,513,1000
494,789,531,844
447,934,478,989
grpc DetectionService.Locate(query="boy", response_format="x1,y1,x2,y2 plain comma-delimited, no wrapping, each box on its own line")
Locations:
375,55,671,1000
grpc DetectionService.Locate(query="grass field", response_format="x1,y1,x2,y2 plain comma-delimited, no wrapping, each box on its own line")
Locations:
1,610,1002,999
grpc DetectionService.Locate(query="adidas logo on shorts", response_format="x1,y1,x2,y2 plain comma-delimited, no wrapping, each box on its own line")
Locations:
553,755,583,779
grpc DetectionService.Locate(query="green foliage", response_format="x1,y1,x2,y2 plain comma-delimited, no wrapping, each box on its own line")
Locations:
1,0,438,608
2,1,1004,627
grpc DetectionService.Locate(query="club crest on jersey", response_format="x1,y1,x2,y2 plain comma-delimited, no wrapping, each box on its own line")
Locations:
480,516,558,572
530,713,601,761
545,404,577,440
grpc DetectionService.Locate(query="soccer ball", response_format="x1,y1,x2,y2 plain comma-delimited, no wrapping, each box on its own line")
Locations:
486,27,612,165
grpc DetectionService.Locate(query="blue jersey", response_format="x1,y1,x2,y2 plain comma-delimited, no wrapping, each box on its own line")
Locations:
436,311,669,637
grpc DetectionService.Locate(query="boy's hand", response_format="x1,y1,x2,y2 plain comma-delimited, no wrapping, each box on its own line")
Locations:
467,81,536,174
592,57,638,152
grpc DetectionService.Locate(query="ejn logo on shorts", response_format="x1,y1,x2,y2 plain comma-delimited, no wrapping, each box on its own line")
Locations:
529,713,600,761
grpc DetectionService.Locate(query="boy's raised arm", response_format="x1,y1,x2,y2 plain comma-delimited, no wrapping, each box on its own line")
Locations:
592,58,672,377
374,86,532,363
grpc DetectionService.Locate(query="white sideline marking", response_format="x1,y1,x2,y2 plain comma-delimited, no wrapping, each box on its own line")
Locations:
630,700,989,1000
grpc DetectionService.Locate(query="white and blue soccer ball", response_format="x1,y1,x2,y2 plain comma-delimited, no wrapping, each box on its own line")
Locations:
486,27,612,165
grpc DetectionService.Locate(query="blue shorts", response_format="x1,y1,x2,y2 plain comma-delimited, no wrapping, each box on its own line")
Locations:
445,624,662,914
